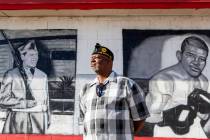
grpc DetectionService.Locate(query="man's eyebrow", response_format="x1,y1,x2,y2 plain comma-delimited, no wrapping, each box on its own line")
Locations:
199,56,207,59
185,52,195,55
185,52,207,58
185,52,193,54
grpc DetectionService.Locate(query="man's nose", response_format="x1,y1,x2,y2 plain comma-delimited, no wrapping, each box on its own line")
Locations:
32,57,38,60
192,57,200,65
32,57,38,59
91,59,95,63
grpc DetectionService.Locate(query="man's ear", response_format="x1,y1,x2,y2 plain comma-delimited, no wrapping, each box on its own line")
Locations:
20,54,25,61
176,50,182,62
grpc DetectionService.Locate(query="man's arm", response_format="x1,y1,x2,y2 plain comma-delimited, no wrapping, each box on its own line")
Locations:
0,70,36,109
146,94,170,123
125,79,150,135
133,119,145,135
201,116,210,137
46,76,51,128
79,84,88,124
146,75,173,123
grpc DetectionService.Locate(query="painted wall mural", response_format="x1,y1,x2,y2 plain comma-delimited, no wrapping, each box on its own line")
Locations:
1,28,210,139
123,30,210,139
0,29,77,134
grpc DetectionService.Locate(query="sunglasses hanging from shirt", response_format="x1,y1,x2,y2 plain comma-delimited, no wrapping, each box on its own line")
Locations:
96,84,105,97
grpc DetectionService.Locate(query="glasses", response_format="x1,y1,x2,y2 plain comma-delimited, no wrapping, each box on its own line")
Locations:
96,84,105,97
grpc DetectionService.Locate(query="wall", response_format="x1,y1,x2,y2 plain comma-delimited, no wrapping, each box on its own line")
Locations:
0,15,210,138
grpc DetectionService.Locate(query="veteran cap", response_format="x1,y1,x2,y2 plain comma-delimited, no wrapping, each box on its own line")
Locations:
18,40,38,55
92,43,114,61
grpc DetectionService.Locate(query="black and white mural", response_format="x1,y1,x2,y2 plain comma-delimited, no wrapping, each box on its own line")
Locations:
123,30,210,138
0,29,77,134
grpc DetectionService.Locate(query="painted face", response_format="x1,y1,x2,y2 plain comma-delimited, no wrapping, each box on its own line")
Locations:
180,45,208,78
22,50,39,68
90,54,111,74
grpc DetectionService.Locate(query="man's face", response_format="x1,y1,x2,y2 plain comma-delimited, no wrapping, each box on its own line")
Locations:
21,50,38,68
180,45,208,77
91,54,112,74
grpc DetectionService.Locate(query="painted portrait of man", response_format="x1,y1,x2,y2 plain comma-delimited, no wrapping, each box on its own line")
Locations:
123,30,210,138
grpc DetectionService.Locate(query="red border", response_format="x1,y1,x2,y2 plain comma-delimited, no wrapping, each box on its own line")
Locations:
0,0,210,139
0,135,209,140
0,135,210,140
1,2,210,10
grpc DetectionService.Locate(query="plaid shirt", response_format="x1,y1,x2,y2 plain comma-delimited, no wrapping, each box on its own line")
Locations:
79,71,149,140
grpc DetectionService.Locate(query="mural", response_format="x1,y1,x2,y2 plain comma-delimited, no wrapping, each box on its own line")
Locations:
0,29,77,134
123,30,210,138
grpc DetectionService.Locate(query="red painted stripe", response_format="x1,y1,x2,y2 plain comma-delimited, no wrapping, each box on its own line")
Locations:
0,135,209,140
1,0,210,4
1,2,210,10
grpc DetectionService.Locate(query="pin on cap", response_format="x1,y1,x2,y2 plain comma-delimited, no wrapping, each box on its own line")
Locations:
92,43,114,61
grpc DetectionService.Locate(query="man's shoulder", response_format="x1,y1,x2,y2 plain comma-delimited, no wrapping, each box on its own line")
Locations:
35,68,47,77
151,70,174,81
115,75,138,87
1,68,24,81
80,83,92,97
110,71,133,82
116,75,133,82
5,67,19,75
199,74,208,83
151,65,181,81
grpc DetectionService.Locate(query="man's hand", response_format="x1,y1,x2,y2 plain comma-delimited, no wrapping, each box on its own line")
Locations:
18,99,37,108
188,88,210,114
26,100,37,108
159,105,196,135
133,120,145,135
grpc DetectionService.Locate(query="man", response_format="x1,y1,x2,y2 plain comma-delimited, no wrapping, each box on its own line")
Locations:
0,40,50,134
145,36,210,138
79,43,149,140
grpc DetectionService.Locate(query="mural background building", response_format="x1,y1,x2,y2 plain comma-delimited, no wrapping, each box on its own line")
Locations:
0,0,210,140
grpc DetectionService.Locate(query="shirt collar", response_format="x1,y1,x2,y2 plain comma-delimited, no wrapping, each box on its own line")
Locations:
23,66,36,74
90,71,117,87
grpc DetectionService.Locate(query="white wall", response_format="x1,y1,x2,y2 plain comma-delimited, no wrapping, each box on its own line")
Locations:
1,16,210,135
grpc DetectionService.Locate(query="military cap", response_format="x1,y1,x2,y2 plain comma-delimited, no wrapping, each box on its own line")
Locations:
92,43,114,61
18,40,38,55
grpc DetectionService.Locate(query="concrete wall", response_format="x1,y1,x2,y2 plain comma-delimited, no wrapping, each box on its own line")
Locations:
0,16,210,138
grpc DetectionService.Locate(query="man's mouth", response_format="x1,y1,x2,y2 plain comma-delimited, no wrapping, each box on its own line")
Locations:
190,66,200,72
32,61,37,64
91,62,96,67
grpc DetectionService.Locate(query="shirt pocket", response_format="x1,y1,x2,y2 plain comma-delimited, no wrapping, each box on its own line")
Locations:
106,96,128,111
